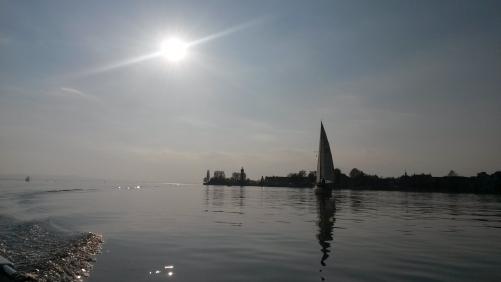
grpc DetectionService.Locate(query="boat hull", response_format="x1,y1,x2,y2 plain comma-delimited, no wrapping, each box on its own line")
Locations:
314,183,334,196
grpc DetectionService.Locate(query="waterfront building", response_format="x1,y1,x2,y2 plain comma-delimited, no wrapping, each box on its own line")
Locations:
231,172,241,181
214,171,225,179
240,167,246,183
204,170,210,184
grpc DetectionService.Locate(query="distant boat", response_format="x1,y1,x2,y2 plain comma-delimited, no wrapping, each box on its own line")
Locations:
315,122,335,195
25,176,30,182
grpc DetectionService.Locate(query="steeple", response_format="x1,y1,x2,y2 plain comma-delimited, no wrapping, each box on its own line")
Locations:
240,167,246,185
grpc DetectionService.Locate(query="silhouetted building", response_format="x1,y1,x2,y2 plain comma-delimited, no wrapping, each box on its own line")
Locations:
214,171,225,179
240,167,246,183
203,170,210,184
231,172,241,181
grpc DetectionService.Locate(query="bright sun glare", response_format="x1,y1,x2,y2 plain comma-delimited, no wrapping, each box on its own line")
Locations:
161,38,188,62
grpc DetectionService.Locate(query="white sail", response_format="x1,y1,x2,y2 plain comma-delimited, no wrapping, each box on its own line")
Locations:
316,122,335,184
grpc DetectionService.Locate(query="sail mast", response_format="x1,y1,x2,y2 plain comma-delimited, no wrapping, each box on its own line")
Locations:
317,122,324,183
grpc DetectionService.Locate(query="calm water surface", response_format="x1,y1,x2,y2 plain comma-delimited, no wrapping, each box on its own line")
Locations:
1,179,501,281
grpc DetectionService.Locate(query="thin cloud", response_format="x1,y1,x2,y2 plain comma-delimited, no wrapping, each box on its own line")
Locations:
60,87,100,103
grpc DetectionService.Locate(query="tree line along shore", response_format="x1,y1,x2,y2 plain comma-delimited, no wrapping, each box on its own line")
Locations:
204,169,501,194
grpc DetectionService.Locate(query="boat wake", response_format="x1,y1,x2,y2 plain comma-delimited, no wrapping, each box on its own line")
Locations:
0,216,103,281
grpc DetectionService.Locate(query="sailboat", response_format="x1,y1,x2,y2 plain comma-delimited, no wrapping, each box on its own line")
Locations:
315,122,335,195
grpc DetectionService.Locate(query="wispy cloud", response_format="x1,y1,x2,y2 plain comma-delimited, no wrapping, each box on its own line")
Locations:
59,87,100,103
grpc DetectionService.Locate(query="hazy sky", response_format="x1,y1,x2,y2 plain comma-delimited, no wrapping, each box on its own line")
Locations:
1,0,500,182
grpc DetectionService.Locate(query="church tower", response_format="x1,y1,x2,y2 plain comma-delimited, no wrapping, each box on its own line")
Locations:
240,167,246,184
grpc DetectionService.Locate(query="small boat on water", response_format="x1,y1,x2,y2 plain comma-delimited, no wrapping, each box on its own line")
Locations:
315,122,335,196
25,176,30,182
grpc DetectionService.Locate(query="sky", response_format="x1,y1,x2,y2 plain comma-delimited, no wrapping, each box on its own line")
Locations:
0,0,500,182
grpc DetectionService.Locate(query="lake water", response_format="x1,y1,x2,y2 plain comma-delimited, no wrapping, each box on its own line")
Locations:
1,179,501,281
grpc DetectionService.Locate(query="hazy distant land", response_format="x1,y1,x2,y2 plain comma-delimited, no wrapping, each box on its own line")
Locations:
205,169,501,194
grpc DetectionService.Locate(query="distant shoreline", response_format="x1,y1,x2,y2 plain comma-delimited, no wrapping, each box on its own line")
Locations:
204,170,501,194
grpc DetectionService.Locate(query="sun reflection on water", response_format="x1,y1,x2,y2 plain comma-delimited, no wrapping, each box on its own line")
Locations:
148,265,175,279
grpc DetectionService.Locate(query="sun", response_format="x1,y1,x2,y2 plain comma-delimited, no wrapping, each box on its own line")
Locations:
160,37,188,62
